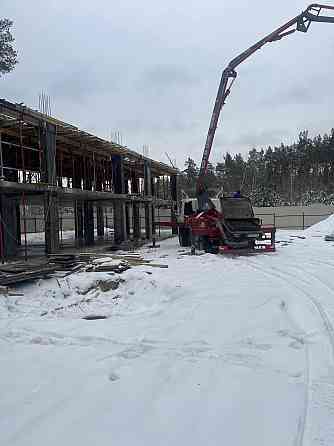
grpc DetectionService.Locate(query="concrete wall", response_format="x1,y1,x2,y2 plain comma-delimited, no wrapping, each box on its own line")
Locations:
254,204,334,229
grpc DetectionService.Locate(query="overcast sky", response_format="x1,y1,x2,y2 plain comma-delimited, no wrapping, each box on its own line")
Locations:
2,0,334,168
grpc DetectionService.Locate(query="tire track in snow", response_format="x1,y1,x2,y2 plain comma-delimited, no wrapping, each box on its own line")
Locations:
295,345,310,446
245,257,334,446
266,263,334,446
265,262,334,359
243,259,310,446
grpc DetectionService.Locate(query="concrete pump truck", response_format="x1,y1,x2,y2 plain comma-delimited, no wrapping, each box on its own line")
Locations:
177,4,334,253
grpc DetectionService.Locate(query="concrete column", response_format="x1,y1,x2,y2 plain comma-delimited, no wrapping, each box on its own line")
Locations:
151,205,156,236
130,172,141,240
125,204,131,238
83,156,94,246
83,201,94,246
75,200,84,247
133,203,141,239
40,121,57,185
96,205,104,239
95,164,104,240
145,206,153,239
170,174,178,235
40,121,60,253
44,192,59,253
131,171,141,240
144,160,153,239
83,157,94,246
112,155,127,243
113,201,127,243
0,195,19,257
73,157,84,246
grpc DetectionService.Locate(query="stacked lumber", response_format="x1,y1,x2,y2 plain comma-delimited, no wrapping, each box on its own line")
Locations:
48,253,168,271
0,262,57,286
48,254,79,269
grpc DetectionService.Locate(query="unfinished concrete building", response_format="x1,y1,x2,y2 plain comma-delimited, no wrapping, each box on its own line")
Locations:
0,99,178,260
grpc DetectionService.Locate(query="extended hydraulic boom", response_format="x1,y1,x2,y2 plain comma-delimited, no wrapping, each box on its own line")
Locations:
197,3,334,209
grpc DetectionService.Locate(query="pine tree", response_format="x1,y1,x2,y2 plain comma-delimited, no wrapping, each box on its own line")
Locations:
0,19,18,76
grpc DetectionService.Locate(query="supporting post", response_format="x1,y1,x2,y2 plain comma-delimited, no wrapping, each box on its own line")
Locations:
75,200,84,247
44,191,59,254
113,201,127,243
144,159,153,240
125,204,131,238
96,204,104,239
0,195,19,258
170,174,178,235
40,121,59,253
22,192,27,260
83,157,94,245
131,171,141,240
72,156,84,246
93,152,96,191
133,203,141,240
83,200,94,245
112,155,127,243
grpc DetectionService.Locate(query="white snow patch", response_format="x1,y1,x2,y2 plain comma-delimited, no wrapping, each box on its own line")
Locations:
1,232,334,445
305,213,334,236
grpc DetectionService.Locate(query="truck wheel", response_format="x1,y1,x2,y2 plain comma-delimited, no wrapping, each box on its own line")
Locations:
178,227,191,247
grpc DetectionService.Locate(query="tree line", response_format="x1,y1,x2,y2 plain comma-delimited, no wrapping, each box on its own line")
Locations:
0,18,17,76
179,129,334,206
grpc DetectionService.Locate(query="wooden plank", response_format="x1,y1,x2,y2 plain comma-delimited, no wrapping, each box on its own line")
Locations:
0,266,57,285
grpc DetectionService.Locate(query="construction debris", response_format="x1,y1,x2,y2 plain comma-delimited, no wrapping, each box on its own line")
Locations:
49,253,168,271
0,250,168,288
0,262,57,286
48,255,83,270
88,259,131,273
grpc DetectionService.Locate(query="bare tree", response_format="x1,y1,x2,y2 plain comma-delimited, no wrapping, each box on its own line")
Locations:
0,19,18,76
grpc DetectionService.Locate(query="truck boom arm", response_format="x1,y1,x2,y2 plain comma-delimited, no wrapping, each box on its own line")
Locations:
197,4,334,205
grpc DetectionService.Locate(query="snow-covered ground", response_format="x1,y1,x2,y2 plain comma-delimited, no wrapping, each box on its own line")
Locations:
2,223,334,445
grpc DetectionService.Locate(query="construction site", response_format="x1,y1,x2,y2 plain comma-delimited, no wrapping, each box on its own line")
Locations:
0,99,178,264
3,3,334,446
